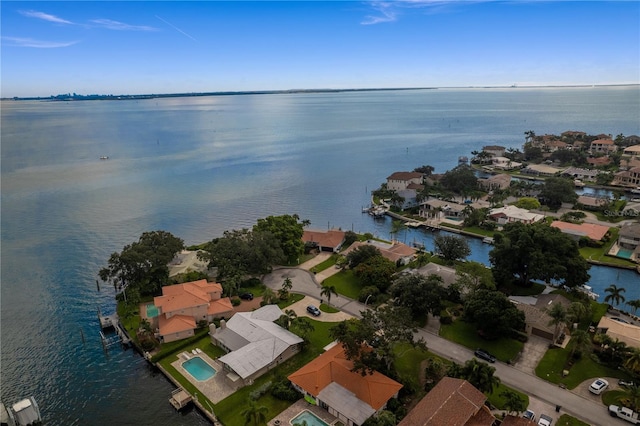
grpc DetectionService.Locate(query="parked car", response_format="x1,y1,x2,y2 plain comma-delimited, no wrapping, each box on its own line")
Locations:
619,379,636,388
474,348,496,363
306,305,321,316
538,414,553,426
239,292,253,300
523,409,536,421
589,378,609,394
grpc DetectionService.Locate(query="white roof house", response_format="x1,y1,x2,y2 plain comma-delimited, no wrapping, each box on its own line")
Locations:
489,205,545,225
212,305,303,384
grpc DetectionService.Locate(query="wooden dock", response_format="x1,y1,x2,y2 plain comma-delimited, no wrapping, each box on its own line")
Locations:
169,388,192,410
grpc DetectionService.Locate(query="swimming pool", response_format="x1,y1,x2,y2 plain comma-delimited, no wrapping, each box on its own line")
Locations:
146,303,159,318
616,248,634,259
182,356,216,381
290,410,329,426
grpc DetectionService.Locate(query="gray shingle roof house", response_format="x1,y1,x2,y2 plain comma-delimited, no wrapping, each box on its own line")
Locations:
209,305,303,388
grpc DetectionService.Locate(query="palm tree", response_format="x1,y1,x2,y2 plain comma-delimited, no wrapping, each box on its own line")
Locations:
261,287,277,305
568,329,591,360
618,384,640,412
547,303,568,344
500,389,526,416
628,299,640,315
625,348,640,375
463,358,501,394
241,400,268,426
321,285,338,306
605,284,626,307
568,301,590,326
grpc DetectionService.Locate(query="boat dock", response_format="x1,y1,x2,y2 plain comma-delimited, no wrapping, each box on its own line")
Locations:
169,388,192,410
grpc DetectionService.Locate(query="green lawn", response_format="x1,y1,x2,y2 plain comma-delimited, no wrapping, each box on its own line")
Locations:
487,383,529,411
320,303,339,313
439,320,523,363
311,254,339,273
322,270,362,299
556,414,591,426
535,345,626,389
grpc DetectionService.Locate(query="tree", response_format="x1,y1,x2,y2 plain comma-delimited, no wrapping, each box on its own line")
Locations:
490,221,590,288
440,165,478,194
568,329,591,360
363,410,396,426
514,197,541,210
253,214,309,263
463,289,525,340
500,389,526,416
278,277,293,300
413,165,434,176
354,255,397,292
261,287,277,305
447,358,501,394
434,235,471,264
567,301,590,326
330,305,426,375
538,177,578,210
619,384,640,412
321,285,338,306
346,244,382,268
455,261,496,295
624,348,640,375
390,273,447,319
605,284,627,307
547,303,568,344
241,400,268,426
343,230,358,247
628,299,640,315
99,230,184,296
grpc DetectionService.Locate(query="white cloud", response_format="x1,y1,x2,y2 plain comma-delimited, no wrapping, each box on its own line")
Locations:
361,2,398,25
89,19,158,32
2,36,78,48
19,10,73,25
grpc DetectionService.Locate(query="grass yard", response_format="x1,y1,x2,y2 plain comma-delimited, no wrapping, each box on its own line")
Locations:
535,345,626,389
439,319,523,363
487,383,529,411
322,270,362,299
556,414,591,426
310,254,339,273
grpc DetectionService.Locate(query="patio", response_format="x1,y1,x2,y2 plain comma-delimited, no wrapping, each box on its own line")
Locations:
268,399,339,426
170,351,235,404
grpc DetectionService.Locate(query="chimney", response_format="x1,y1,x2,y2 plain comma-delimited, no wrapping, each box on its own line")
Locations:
220,319,226,330
209,323,216,335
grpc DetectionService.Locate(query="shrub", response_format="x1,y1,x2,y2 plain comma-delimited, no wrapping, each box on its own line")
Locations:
249,381,272,400
231,297,241,306
270,378,301,401
439,311,453,325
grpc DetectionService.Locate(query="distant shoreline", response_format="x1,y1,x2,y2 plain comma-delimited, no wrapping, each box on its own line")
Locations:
3,83,638,102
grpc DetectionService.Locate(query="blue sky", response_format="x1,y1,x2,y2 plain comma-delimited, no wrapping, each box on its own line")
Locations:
2,1,639,97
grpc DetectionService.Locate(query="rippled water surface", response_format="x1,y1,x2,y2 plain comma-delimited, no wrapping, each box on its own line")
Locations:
2,87,639,424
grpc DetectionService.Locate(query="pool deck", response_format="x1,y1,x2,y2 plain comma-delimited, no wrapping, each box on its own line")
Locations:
170,351,235,404
268,399,338,426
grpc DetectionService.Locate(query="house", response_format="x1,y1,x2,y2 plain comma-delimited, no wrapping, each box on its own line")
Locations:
488,205,544,225
478,173,511,191
543,140,568,152
562,167,599,181
416,263,457,287
590,139,618,154
551,221,610,242
623,145,640,157
210,305,303,389
618,223,640,258
302,229,346,253
288,343,403,426
587,156,612,167
512,294,571,341
396,183,425,210
419,198,466,220
151,279,234,343
386,172,424,191
597,317,640,349
397,377,495,426
521,164,563,176
491,156,522,170
613,166,640,187
482,145,506,157
342,240,416,265
575,195,609,210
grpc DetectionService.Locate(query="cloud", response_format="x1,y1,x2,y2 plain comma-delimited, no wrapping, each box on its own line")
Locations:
361,2,398,25
361,0,480,24
2,36,78,48
89,19,158,32
19,10,74,24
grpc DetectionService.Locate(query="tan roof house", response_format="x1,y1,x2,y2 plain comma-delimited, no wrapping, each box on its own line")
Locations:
342,240,416,265
386,171,424,191
597,317,640,349
419,198,466,219
151,279,233,343
587,156,612,167
623,145,640,156
512,294,572,342
551,221,610,242
489,205,545,225
575,195,608,210
482,145,506,157
521,164,563,176
613,166,640,187
211,305,303,389
397,377,495,426
478,173,511,191
289,343,403,426
302,229,346,253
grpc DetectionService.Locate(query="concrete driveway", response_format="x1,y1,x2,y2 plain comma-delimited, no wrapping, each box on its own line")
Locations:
513,335,551,375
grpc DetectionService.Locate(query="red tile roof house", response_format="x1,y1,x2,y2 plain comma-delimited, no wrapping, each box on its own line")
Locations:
397,377,495,426
386,171,424,191
590,138,618,154
302,229,346,253
151,279,234,343
551,220,610,242
288,343,403,426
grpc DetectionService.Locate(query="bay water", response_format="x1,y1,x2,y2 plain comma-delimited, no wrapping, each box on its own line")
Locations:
2,86,639,425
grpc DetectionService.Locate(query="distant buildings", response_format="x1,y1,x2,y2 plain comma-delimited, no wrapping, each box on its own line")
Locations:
302,229,346,253
488,205,545,225
386,172,424,191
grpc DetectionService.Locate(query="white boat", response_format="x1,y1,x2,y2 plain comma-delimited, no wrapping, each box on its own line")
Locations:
99,156,109,160
2,397,42,426
482,237,494,244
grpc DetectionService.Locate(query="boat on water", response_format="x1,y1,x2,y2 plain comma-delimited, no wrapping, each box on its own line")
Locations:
1,397,42,426
99,156,109,160
482,237,494,244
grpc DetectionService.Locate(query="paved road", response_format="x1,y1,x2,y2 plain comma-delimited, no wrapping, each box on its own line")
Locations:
262,261,617,426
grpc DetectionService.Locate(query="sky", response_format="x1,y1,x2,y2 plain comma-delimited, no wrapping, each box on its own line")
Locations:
1,1,639,98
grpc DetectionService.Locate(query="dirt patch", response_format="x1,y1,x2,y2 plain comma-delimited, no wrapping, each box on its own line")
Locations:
232,296,264,313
